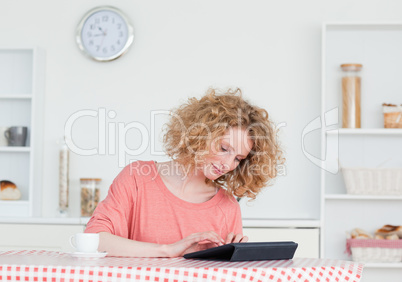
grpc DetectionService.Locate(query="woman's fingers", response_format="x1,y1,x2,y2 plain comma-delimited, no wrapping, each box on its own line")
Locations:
171,232,249,258
233,233,243,243
190,231,224,246
225,233,248,244
168,231,224,257
225,232,235,244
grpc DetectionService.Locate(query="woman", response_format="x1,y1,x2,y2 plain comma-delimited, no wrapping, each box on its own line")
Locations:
85,88,284,257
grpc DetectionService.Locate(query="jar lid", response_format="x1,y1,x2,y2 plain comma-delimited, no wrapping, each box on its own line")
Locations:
80,178,102,181
340,63,362,71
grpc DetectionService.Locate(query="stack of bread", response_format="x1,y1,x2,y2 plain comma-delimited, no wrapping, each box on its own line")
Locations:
349,225,402,240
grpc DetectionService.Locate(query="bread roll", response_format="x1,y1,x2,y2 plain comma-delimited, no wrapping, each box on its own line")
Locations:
351,228,372,239
0,180,22,200
377,224,399,233
396,226,402,239
386,234,399,240
375,224,402,238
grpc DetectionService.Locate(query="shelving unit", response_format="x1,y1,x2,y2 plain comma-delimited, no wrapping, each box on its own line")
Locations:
0,48,45,217
321,23,402,282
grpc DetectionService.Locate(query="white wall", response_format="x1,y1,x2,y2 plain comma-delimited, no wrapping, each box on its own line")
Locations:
1,0,400,219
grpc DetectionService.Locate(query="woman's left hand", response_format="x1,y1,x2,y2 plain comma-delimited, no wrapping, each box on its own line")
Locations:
225,232,248,244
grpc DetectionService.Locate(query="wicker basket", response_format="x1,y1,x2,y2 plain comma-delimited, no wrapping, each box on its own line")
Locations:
346,239,402,263
383,104,402,128
342,167,402,195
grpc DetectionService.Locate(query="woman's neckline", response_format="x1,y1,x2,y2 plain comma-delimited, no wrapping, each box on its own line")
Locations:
151,160,224,210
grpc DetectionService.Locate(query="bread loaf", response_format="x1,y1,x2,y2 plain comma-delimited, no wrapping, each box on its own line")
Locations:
0,180,22,200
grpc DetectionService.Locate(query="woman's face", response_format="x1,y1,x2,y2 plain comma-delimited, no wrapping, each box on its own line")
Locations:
201,127,254,180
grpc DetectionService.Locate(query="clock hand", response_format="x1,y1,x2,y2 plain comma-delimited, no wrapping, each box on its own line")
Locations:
97,26,107,36
100,29,107,46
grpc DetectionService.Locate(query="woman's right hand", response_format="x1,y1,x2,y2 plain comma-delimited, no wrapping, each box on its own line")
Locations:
165,231,225,258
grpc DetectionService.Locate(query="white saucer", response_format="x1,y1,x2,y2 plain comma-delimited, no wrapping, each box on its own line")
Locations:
69,252,107,258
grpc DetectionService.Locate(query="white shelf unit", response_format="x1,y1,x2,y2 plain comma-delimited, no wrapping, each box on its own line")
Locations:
321,23,402,282
0,48,45,217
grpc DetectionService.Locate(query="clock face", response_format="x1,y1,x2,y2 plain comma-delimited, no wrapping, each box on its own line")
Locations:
77,7,133,61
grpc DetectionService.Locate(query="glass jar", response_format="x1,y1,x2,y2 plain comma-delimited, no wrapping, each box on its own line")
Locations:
80,178,101,217
341,63,362,128
58,138,69,216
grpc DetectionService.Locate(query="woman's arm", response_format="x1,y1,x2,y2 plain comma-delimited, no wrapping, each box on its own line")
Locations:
98,232,169,257
98,231,224,258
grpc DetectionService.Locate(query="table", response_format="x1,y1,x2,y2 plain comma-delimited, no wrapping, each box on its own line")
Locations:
0,250,363,282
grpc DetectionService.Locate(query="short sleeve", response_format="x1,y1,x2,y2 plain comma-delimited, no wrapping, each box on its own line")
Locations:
85,164,138,238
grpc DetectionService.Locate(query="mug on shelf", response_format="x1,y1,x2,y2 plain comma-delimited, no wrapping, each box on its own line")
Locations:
0,127,9,146
4,126,28,146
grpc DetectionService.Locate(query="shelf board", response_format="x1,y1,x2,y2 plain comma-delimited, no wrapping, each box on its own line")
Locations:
364,262,402,269
0,216,89,225
0,147,31,152
242,219,321,228
326,129,402,135
0,94,32,99
0,200,29,205
325,194,402,200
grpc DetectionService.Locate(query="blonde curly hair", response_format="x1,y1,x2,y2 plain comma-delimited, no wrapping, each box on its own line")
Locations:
163,88,284,200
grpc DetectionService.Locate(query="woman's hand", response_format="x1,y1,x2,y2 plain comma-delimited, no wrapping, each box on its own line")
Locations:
224,232,248,244
165,231,225,258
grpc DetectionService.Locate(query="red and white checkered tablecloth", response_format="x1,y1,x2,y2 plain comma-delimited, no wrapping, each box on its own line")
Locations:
0,250,363,282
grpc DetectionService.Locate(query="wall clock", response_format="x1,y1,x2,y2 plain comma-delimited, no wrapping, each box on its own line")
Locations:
76,6,134,62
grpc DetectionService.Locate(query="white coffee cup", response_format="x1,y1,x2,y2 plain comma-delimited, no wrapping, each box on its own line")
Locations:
69,233,99,253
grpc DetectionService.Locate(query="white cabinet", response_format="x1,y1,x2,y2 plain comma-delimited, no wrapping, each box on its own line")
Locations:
321,23,402,281
0,224,85,252
243,228,319,258
0,48,45,217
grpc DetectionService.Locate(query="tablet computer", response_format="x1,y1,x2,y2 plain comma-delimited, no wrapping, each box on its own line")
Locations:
183,241,298,262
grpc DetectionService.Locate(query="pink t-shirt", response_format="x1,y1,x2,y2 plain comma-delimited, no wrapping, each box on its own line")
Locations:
85,160,243,244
